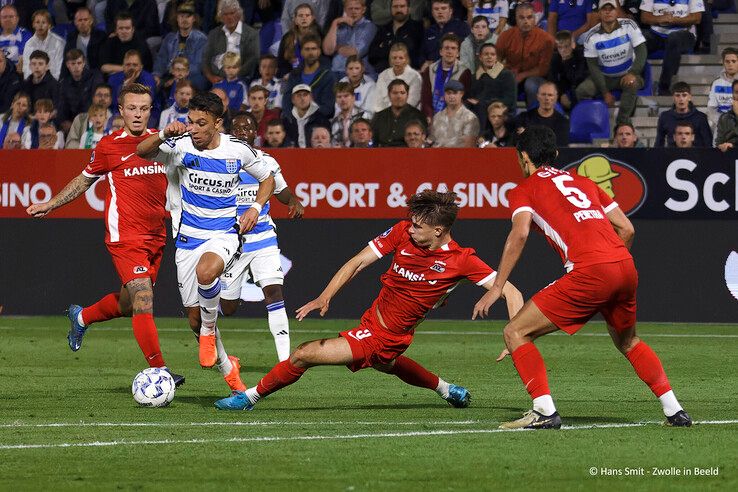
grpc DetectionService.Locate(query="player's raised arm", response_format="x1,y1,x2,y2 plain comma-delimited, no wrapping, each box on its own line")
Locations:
26,173,98,218
295,246,382,321
606,206,635,249
136,121,188,159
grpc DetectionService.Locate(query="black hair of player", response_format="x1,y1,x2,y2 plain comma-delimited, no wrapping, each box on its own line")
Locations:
190,92,225,120
516,125,558,168
407,190,459,231
233,111,257,129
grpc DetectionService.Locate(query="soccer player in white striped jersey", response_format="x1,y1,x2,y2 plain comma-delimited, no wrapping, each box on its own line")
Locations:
217,112,304,361
136,92,275,393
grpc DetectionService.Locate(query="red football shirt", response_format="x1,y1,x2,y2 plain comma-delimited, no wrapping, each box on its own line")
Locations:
508,166,632,272
83,129,167,244
368,220,497,334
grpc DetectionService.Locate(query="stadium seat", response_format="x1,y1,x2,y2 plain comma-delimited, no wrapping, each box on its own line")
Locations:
569,100,610,144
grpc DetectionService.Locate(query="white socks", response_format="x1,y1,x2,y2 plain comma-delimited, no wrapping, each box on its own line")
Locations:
197,278,221,337
245,387,261,405
659,390,684,417
215,327,232,376
266,301,290,361
435,378,450,399
77,311,86,327
533,395,557,416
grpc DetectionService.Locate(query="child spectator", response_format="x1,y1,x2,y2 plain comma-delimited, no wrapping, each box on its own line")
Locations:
22,10,64,80
478,101,514,147
159,80,194,130
158,57,190,110
80,103,109,149
20,50,59,109
468,2,509,43
548,30,588,111
250,55,283,110
340,55,377,117
214,52,249,112
22,98,62,149
110,114,125,132
0,91,31,148
375,43,421,112
66,83,113,149
707,48,738,129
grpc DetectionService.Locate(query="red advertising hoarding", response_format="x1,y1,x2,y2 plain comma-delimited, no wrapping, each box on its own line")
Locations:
0,148,521,219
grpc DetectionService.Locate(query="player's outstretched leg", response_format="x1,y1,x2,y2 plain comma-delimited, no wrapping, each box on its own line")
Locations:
377,356,470,408
263,284,290,361
499,301,562,430
215,337,354,410
67,291,125,351
196,253,225,368
609,325,691,427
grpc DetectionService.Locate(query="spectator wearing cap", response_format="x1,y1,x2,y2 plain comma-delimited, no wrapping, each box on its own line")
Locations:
368,0,424,73
421,0,470,70
514,81,570,146
0,5,31,67
495,1,554,107
202,0,260,85
64,6,106,71
640,0,703,95
371,78,426,146
655,81,711,148
349,118,374,147
282,34,337,118
421,33,470,119
22,10,64,80
323,0,377,78
58,49,104,134
99,12,154,75
154,2,208,91
282,84,331,148
430,79,479,147
0,49,21,115
576,0,646,124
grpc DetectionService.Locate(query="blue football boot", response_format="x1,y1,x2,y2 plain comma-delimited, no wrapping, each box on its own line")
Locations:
66,304,87,352
214,391,254,411
444,384,471,408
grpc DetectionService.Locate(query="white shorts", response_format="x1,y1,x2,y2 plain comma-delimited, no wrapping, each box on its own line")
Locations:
175,233,240,307
221,246,283,300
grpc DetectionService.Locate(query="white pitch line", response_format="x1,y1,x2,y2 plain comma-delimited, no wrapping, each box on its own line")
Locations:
1,420,737,451
1,326,737,338
0,420,484,429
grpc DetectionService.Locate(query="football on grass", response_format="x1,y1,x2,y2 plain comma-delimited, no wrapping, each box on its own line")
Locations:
132,368,176,407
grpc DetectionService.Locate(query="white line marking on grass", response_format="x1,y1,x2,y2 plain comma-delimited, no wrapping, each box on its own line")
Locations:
0,420,483,429
1,326,737,338
1,420,737,451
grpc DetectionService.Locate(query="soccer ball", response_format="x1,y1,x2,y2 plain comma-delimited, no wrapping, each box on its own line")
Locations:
132,368,176,407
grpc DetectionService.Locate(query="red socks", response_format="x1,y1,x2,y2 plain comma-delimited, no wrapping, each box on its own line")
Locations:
132,313,165,368
256,360,306,396
388,356,440,390
626,341,672,397
511,342,551,399
81,293,122,325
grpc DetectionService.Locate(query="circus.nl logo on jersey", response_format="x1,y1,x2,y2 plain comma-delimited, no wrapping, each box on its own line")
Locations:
562,154,647,216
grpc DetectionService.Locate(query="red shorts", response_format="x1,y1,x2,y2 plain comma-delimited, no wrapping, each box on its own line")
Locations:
106,238,166,286
339,307,414,372
532,259,638,335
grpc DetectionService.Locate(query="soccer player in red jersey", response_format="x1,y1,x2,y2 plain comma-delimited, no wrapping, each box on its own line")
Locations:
473,126,691,429
213,190,524,410
26,83,184,386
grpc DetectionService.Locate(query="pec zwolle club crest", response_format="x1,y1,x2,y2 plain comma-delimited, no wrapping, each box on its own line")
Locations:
226,159,239,174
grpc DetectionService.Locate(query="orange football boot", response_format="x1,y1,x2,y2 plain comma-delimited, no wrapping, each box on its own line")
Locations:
199,333,217,368
223,355,247,392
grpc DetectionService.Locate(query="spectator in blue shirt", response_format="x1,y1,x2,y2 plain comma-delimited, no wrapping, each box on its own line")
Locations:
422,0,470,70
547,0,598,43
323,0,378,77
153,2,208,91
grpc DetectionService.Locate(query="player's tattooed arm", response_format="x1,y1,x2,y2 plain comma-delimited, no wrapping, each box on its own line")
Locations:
26,173,97,217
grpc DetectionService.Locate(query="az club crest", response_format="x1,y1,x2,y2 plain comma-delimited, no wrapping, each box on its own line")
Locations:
226,159,239,173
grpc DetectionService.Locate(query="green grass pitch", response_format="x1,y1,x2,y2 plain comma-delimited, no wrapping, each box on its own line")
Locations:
0,316,736,490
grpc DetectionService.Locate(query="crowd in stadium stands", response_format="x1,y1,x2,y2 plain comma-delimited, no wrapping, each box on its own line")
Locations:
0,0,736,151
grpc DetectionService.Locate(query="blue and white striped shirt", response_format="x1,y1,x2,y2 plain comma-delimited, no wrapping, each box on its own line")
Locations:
472,1,509,30
160,133,272,250
640,0,704,38
583,19,646,78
